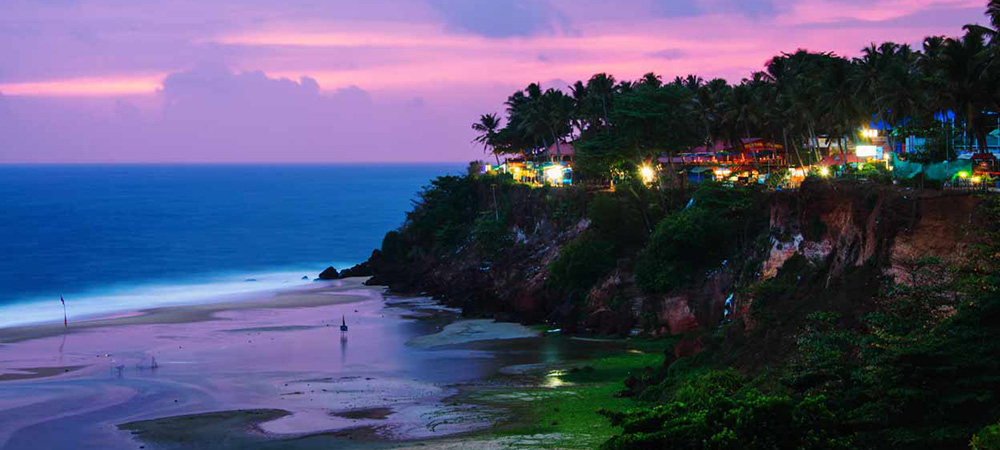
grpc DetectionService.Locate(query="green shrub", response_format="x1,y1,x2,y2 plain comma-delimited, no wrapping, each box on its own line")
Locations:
548,234,617,300
380,230,406,260
634,207,719,292
588,194,648,249
404,175,479,251
634,183,764,293
546,187,589,229
857,161,892,183
600,369,850,450
604,194,1000,450
972,423,1000,450
748,254,813,324
471,211,511,256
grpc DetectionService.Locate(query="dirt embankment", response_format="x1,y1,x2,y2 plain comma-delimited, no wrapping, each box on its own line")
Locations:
367,180,983,340
367,183,590,325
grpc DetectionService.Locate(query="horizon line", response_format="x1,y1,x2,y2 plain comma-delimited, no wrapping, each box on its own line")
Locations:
0,160,475,166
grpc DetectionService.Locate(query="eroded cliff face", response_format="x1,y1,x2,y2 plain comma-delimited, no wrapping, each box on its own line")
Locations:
368,179,982,338
367,183,591,325
577,182,983,339
732,181,981,331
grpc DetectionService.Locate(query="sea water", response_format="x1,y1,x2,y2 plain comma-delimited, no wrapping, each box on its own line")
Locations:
0,164,463,327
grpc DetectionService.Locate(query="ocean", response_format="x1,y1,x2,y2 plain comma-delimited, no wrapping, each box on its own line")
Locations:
0,163,464,327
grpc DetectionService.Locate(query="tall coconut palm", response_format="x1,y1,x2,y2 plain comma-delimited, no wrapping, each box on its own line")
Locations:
569,81,592,136
963,0,1000,41
877,44,922,153
853,42,919,152
919,35,958,157
727,83,755,139
472,113,502,165
586,73,616,128
820,56,863,165
701,79,732,150
638,72,663,88
939,29,992,152
540,88,574,158
763,53,809,167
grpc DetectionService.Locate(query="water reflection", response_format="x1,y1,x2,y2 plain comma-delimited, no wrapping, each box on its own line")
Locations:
542,370,571,388
339,333,348,365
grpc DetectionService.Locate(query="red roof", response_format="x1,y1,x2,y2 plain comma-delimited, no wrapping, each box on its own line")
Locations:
819,153,864,165
543,141,576,157
691,138,782,154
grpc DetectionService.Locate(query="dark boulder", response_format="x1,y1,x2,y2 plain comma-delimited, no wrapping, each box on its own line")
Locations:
318,266,340,280
339,262,373,278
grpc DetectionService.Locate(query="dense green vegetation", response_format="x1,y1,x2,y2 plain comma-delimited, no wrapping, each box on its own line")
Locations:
473,1,1000,179
476,339,670,449
547,182,663,300
547,235,617,300
403,174,483,252
599,197,1000,450
375,161,1000,450
635,183,766,293
387,6,1000,449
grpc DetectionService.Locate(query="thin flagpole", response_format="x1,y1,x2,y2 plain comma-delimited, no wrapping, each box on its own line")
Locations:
60,295,67,328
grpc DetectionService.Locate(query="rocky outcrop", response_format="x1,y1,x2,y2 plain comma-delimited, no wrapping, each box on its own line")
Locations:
318,262,374,281
318,266,340,280
367,185,590,326
365,177,981,339
735,180,981,331
656,267,733,335
886,194,980,284
338,261,373,278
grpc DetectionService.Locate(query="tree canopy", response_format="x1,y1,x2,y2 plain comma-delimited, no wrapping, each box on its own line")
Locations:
474,4,1000,178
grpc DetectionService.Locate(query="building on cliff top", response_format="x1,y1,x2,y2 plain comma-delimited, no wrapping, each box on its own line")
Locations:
486,141,575,186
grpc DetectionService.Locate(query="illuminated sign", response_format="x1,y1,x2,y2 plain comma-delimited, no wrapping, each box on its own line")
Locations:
856,145,878,158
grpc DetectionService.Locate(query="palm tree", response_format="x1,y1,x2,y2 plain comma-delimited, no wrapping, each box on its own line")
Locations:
763,54,807,167
586,73,616,128
538,88,574,159
503,83,574,161
477,0,1000,179
920,36,957,158
728,83,755,139
820,56,862,166
878,44,921,153
939,29,992,152
638,72,663,88
963,0,1000,41
695,79,732,153
472,113,502,165
569,81,590,137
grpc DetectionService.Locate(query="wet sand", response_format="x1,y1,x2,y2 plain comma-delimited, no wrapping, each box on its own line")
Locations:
0,278,373,344
0,278,605,450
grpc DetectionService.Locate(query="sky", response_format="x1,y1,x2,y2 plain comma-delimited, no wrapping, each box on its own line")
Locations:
0,0,988,163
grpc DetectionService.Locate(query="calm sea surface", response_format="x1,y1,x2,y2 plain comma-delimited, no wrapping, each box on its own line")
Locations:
0,164,463,326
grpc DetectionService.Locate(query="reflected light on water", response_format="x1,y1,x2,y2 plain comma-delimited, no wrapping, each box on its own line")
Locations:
543,370,571,388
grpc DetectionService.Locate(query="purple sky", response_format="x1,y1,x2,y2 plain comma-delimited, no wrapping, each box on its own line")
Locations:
0,0,987,163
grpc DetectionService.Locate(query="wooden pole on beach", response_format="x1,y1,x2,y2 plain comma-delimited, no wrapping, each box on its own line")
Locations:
60,295,68,328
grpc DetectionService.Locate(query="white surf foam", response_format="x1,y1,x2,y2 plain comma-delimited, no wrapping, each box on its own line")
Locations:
0,265,352,328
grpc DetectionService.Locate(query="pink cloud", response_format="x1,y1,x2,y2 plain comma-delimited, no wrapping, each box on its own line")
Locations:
0,75,166,97
776,0,982,25
0,0,987,162
0,66,490,163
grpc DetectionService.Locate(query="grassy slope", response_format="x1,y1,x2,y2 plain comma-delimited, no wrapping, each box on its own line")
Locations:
472,339,672,449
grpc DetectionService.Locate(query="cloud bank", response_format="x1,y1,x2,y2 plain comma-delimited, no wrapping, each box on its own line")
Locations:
0,67,480,162
0,0,986,162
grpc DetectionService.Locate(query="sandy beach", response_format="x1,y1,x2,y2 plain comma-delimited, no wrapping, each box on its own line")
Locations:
0,278,592,450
